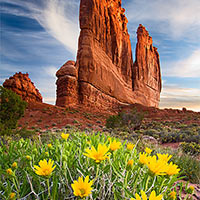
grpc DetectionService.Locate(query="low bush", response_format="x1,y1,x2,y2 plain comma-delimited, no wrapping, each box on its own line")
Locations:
0,86,27,133
106,109,144,130
172,154,200,184
180,142,200,156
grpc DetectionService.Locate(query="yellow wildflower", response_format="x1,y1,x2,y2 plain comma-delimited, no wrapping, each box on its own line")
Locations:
34,159,56,176
12,162,17,168
45,152,49,156
149,190,163,200
141,190,147,200
187,185,195,194
157,153,172,162
110,140,121,151
26,155,31,160
165,162,180,176
131,190,162,200
169,191,176,199
139,152,150,165
6,168,13,175
127,159,134,167
71,176,93,198
189,186,195,191
147,156,167,175
61,133,69,140
47,144,52,148
131,193,141,200
9,193,16,199
127,142,135,150
145,147,152,154
84,144,110,163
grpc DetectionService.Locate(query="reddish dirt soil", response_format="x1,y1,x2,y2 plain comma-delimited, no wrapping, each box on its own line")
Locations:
19,102,200,131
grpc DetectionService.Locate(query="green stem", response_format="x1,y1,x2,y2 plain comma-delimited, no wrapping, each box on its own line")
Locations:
94,164,100,182
145,175,150,192
159,178,166,193
47,179,51,199
132,167,142,193
12,177,20,199
183,194,189,200
147,176,156,193
124,171,129,188
124,171,129,198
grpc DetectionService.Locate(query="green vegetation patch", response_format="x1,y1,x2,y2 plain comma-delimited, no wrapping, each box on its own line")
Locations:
0,131,192,199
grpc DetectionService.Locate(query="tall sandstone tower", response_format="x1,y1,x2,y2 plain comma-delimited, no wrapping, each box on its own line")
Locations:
56,0,162,109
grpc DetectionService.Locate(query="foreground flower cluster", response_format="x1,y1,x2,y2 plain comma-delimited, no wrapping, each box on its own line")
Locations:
0,131,185,199
139,152,180,176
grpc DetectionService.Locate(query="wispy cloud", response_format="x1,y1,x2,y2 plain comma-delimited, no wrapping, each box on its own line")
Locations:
125,0,200,40
34,0,79,55
1,0,80,55
162,49,200,77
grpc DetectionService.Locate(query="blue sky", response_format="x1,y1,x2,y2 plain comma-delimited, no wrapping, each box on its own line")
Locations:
0,0,200,111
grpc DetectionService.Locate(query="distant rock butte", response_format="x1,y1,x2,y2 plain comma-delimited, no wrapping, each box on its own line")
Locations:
56,0,162,109
3,72,42,103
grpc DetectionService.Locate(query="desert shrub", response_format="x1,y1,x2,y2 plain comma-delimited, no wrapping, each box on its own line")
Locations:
160,129,200,144
0,86,27,132
106,114,122,128
143,129,160,139
171,154,200,184
106,109,144,130
180,142,200,155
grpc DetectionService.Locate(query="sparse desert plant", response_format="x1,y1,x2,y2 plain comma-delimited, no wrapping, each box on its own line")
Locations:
106,108,144,130
180,142,200,155
172,153,200,184
0,86,27,133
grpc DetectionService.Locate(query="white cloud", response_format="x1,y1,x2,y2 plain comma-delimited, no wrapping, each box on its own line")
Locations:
126,0,200,39
160,85,200,111
34,0,79,55
43,66,58,77
162,49,200,77
1,0,79,56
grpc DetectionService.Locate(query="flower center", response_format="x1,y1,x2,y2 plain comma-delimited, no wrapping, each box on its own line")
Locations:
43,168,50,175
80,188,86,196
94,153,103,161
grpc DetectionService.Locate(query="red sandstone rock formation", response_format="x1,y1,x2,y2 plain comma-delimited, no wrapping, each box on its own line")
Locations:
56,61,78,106
3,72,42,102
133,24,162,106
56,0,162,109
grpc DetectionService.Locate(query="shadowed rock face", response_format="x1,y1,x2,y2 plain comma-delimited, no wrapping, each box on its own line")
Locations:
3,72,42,102
56,0,162,109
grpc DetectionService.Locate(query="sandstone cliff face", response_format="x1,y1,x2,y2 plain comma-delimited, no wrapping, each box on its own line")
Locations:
133,24,162,106
56,0,162,109
3,72,42,102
